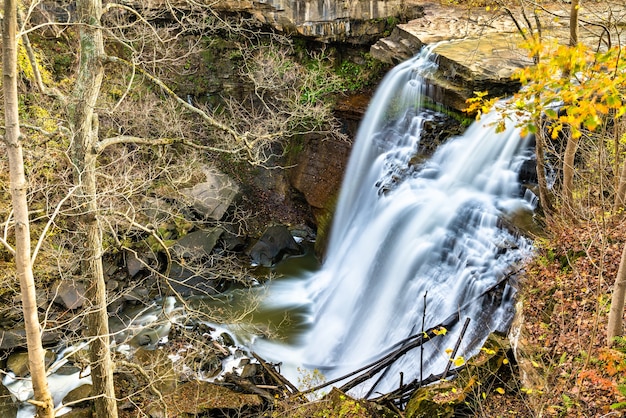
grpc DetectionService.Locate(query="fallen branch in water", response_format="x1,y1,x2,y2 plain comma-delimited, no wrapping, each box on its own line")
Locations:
296,268,521,398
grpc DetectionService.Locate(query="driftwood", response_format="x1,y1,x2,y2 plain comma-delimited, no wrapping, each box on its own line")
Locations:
225,268,521,412
223,373,276,403
296,268,520,398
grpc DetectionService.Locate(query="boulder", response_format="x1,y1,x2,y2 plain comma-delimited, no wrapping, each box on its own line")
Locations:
163,262,222,296
0,328,61,350
249,225,301,267
134,348,177,394
53,280,87,310
62,384,93,407
172,228,224,259
181,170,239,221
7,350,56,377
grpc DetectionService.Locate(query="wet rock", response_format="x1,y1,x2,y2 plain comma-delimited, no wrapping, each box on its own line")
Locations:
0,328,61,350
220,225,246,252
126,251,150,278
7,350,56,377
0,381,17,418
163,262,221,297
53,280,87,310
249,225,301,267
181,169,240,221
62,384,93,407
240,363,257,379
172,228,224,259
122,286,151,302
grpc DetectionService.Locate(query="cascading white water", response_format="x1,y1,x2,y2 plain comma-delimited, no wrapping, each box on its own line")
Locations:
256,44,534,394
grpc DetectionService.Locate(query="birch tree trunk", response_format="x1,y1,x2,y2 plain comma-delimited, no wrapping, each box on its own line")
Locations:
69,0,118,415
535,119,554,218
2,0,55,415
607,242,626,346
561,0,580,214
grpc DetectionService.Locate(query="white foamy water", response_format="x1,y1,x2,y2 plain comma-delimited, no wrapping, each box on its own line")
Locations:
255,45,534,394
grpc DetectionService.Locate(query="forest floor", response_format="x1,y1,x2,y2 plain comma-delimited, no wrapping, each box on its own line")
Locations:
475,213,626,417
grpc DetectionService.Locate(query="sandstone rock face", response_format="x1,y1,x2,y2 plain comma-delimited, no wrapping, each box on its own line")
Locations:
216,0,424,43
289,136,352,212
370,1,626,112
117,0,423,43
371,2,531,111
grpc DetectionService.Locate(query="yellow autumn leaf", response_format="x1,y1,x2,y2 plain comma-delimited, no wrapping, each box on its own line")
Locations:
503,358,509,365
454,356,465,367
495,387,505,394
433,327,447,336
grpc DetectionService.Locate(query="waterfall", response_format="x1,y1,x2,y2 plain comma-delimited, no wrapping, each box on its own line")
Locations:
256,45,534,394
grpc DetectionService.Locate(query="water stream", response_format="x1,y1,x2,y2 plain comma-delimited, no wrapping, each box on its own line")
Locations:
254,44,535,394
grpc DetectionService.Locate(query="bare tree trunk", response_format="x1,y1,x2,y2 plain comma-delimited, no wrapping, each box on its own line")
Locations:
614,157,626,212
69,0,118,416
607,242,626,346
2,1,54,416
535,119,554,217
614,120,626,211
561,0,581,214
570,0,580,47
562,133,579,213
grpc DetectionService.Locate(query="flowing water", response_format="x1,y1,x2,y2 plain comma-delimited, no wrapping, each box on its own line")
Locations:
254,44,535,394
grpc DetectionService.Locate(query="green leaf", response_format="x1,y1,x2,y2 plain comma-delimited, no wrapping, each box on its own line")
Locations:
545,108,558,119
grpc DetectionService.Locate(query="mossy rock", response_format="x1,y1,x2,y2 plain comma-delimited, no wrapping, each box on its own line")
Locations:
405,334,511,418
404,381,460,418
325,388,397,418
282,388,397,418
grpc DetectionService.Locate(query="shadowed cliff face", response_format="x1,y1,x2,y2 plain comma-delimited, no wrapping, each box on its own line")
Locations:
202,0,425,43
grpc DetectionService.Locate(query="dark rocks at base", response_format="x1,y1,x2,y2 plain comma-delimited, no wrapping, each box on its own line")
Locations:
161,261,223,297
249,225,302,267
289,136,351,216
62,384,94,407
6,349,56,377
0,327,62,350
181,170,240,221
171,228,224,259
53,280,87,310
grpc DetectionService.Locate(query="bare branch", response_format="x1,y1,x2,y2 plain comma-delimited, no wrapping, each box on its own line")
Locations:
102,55,246,145
31,186,78,265
95,134,245,155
